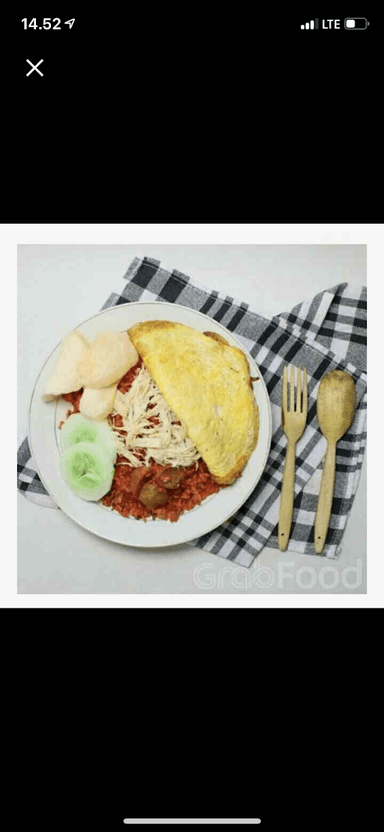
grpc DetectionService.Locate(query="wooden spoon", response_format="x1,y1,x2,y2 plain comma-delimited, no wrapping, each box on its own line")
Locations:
315,370,356,554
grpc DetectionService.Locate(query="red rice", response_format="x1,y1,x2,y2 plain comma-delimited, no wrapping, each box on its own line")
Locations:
61,358,222,522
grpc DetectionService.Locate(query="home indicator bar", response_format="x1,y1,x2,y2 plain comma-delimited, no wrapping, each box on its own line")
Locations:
123,822,261,826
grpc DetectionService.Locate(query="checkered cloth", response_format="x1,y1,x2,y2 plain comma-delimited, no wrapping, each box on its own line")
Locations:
17,256,367,567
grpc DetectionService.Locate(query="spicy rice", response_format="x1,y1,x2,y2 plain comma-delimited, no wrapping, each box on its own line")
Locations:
61,360,222,522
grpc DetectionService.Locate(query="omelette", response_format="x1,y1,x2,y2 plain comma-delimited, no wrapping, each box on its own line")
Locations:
128,321,259,485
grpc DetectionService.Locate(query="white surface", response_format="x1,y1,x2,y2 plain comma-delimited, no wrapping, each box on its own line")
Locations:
29,301,271,547
17,245,367,594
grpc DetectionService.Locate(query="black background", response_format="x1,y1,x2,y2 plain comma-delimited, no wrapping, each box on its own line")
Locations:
11,7,381,222
9,8,377,829
17,11,378,83
9,611,373,832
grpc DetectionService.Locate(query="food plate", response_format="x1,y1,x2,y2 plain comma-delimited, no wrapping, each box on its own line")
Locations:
29,302,272,547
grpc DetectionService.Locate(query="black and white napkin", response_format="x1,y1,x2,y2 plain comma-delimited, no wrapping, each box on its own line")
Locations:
17,256,367,567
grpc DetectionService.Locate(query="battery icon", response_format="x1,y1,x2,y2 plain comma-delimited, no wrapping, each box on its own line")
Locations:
344,18,370,29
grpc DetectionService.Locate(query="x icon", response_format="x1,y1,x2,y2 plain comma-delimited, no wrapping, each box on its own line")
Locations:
26,59,44,77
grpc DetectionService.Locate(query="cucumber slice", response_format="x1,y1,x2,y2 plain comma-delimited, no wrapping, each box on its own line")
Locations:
60,413,117,463
60,441,114,501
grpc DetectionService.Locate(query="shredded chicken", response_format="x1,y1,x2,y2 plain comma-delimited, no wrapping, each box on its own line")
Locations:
110,365,201,468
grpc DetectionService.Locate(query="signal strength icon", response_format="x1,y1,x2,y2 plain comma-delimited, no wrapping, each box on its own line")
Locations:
301,19,319,29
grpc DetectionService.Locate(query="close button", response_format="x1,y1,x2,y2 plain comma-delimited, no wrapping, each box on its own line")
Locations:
26,59,44,76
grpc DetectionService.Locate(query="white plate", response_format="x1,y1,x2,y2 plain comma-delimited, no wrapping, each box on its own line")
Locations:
29,302,272,547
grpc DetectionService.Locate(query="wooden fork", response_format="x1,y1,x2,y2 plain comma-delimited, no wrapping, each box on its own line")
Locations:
278,366,308,551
